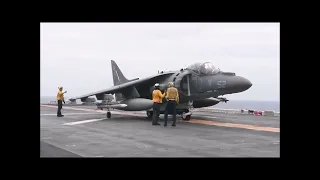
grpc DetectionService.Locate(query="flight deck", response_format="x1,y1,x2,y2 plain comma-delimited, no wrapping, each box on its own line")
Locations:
40,105,280,157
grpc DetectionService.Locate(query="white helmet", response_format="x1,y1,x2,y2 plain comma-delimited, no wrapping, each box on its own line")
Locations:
154,83,160,87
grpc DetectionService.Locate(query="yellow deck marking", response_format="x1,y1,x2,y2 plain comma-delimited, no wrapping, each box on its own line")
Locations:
187,120,279,132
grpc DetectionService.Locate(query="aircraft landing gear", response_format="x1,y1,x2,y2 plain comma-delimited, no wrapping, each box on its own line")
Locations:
107,111,111,118
106,106,111,119
181,101,193,121
182,75,193,121
97,103,112,119
181,110,191,121
146,111,153,118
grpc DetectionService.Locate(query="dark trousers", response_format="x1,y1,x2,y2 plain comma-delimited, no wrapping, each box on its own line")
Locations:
164,100,177,125
152,102,161,124
57,100,63,116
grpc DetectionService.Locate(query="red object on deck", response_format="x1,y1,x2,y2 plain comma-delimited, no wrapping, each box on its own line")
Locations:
254,111,262,116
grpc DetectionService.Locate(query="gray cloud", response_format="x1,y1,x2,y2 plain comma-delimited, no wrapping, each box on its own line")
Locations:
41,23,279,101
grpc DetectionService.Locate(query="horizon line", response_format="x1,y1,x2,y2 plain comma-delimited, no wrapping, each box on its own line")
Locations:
40,96,279,102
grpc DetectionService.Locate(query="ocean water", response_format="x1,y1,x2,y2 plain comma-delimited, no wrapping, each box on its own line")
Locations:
213,100,279,112
41,96,279,112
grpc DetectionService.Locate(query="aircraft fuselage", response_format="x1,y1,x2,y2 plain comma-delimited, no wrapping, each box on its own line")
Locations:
146,70,252,102
71,61,252,120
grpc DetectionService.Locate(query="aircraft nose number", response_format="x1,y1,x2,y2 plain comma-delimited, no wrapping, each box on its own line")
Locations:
217,81,227,88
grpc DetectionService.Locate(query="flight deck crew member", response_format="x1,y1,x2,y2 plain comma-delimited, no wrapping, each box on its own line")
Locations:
164,82,179,127
57,86,67,117
151,83,165,125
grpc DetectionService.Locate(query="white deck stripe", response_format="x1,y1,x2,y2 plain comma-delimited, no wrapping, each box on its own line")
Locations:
41,112,103,116
63,118,106,125
41,105,145,117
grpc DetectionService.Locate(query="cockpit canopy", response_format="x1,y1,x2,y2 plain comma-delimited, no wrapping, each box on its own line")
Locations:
186,62,220,75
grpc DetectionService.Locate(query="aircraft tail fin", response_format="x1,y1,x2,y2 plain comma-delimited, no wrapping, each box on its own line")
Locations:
111,60,129,86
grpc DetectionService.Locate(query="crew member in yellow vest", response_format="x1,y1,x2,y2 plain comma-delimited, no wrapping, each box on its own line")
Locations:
151,83,165,125
164,82,179,127
57,86,67,117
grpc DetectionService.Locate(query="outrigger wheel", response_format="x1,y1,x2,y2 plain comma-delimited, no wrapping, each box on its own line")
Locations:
107,112,111,118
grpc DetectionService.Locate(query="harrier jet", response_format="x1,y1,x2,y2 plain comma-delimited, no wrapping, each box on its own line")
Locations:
69,60,252,120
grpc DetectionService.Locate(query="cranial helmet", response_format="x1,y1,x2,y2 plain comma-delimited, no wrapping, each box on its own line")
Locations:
168,82,174,87
154,83,160,87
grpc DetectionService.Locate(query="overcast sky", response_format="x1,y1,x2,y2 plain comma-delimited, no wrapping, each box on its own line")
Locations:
40,23,279,101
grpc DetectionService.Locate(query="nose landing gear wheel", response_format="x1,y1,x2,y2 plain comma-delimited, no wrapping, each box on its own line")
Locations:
107,112,111,118
181,111,191,121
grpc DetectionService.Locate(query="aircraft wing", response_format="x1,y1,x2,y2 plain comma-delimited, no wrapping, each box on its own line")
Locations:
69,72,174,101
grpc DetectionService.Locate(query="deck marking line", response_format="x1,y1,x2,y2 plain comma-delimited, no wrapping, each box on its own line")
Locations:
63,118,106,125
41,105,145,117
42,105,279,132
187,119,279,132
41,112,103,116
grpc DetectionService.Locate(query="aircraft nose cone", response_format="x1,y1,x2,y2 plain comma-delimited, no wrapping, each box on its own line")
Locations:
241,77,252,90
230,76,252,92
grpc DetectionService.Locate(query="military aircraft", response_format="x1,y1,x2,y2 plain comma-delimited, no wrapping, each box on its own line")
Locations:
69,60,252,120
